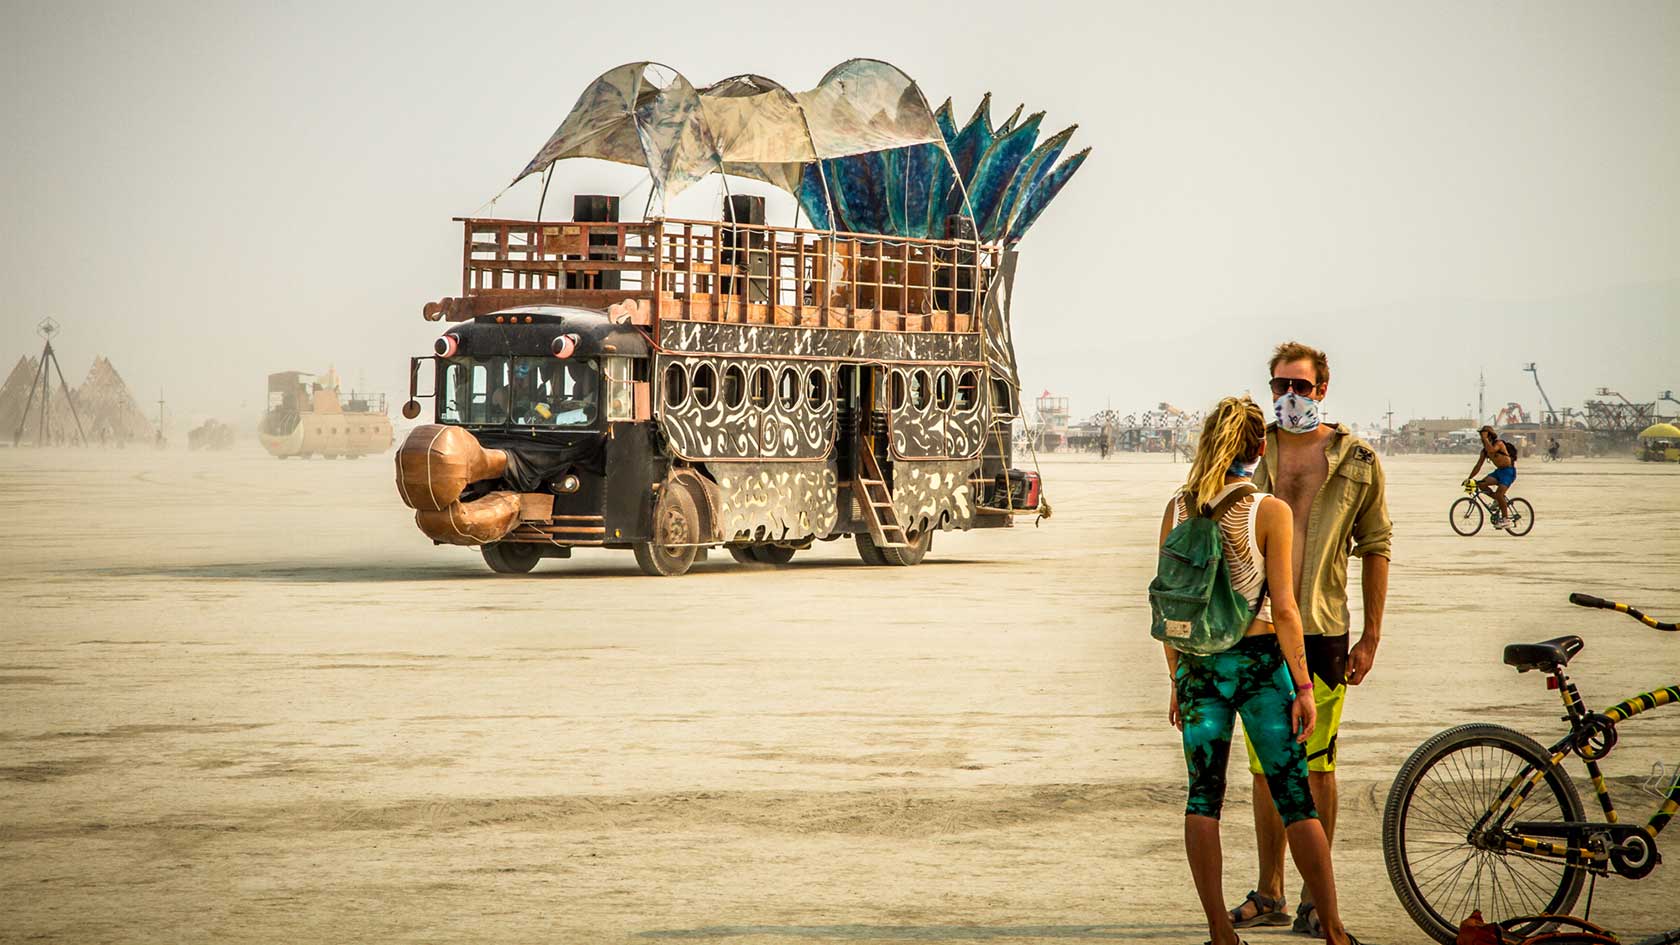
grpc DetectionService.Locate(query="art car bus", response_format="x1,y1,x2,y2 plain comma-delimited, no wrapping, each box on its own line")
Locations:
393,59,1087,576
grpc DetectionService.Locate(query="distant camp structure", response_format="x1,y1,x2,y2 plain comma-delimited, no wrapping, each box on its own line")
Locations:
1637,422,1680,463
187,419,237,451
1,336,157,447
257,368,392,459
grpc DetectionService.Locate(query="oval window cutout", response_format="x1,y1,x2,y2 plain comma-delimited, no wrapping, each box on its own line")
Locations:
890,370,907,410
956,370,979,410
749,366,773,407
778,367,800,410
663,362,688,408
934,370,954,410
910,370,931,410
806,368,828,408
691,363,718,407
723,365,746,408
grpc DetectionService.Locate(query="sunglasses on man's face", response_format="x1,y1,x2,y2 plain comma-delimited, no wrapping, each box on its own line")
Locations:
1270,377,1318,397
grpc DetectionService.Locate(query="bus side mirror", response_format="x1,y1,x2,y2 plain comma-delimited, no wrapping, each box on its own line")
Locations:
407,356,437,420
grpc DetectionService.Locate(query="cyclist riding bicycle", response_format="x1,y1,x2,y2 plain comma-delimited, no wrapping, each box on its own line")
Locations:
1547,437,1561,462
1468,426,1518,527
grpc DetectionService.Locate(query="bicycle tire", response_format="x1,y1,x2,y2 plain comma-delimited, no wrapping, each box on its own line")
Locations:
1383,722,1587,944
1451,496,1484,536
1504,498,1535,537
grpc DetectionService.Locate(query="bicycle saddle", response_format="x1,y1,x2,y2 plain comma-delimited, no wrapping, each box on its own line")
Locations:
1503,635,1585,672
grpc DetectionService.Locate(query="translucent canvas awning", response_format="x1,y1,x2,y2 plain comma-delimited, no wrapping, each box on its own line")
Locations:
515,60,943,203
512,59,1087,243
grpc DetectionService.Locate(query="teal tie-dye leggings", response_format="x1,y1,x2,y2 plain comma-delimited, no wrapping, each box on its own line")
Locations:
1173,634,1318,826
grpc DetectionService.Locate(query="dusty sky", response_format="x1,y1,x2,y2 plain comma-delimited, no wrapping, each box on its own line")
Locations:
3,0,1676,431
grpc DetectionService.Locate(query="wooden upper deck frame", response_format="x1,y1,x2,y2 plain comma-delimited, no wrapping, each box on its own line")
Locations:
428,217,999,334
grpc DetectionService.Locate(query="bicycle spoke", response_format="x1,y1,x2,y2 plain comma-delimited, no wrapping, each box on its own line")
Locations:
1397,733,1583,935
1501,855,1565,913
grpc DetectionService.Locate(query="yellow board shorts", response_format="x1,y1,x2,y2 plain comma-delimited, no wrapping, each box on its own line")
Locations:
1244,634,1348,774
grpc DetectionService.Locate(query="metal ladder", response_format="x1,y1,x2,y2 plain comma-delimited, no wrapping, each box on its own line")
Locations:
854,447,909,548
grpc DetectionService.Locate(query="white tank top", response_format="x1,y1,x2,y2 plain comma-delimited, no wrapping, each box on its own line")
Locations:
1174,483,1272,623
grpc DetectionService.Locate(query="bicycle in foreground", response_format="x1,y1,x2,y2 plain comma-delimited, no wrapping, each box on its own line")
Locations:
1451,478,1535,536
1382,593,1679,944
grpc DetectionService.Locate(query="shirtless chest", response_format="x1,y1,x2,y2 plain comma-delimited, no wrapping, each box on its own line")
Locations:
1274,441,1330,531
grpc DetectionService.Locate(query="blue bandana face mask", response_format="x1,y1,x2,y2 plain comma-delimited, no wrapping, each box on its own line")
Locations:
1228,457,1259,479
1275,391,1322,434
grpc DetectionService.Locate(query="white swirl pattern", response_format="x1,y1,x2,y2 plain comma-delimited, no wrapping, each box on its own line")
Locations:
889,368,988,460
712,461,840,541
657,355,835,460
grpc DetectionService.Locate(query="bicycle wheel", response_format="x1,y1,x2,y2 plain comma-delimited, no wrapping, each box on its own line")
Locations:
1383,723,1586,944
1450,497,1484,536
1504,498,1535,536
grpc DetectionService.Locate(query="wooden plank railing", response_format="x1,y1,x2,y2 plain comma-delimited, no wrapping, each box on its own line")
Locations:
448,216,996,332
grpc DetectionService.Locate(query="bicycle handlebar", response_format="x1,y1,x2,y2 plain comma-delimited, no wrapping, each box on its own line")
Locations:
1570,593,1679,631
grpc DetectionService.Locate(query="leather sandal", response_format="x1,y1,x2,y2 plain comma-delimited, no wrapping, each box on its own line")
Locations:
1292,901,1322,935
1228,889,1289,928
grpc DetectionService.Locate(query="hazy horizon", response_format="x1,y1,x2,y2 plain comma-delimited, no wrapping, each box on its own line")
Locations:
3,0,1676,433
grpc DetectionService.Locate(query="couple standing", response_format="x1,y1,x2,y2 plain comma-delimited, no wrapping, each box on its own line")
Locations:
1159,342,1392,945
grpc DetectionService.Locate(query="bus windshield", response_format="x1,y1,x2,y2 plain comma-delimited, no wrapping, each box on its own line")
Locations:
441,356,599,428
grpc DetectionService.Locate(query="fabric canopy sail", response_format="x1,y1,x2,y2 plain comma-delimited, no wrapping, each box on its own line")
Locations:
513,59,1086,244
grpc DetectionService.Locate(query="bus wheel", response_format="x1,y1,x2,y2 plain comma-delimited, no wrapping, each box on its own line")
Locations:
752,545,796,565
634,485,699,576
881,529,931,566
855,529,929,566
482,542,541,574
727,545,758,565
854,532,889,566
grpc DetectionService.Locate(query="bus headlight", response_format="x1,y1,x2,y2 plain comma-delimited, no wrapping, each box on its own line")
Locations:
556,474,581,493
434,334,460,358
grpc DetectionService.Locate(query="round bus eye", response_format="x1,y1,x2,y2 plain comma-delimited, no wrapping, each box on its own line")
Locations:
551,334,579,359
434,334,459,358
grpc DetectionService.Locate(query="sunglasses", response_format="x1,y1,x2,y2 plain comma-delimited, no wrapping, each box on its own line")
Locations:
1269,376,1319,397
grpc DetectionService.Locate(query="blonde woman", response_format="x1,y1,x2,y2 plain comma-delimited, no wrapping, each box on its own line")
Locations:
1159,396,1359,945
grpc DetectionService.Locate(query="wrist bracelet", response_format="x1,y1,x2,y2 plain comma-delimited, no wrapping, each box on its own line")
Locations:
1294,680,1314,693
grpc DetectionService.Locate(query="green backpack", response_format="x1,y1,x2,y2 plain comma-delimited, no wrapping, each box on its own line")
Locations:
1149,484,1263,656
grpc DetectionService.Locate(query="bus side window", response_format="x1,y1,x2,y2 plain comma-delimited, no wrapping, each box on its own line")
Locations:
605,356,635,421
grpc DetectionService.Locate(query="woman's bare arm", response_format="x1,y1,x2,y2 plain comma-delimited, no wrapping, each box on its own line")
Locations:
1159,498,1180,679
1256,496,1309,688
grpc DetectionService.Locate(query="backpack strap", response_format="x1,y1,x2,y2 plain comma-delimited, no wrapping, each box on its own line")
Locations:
1202,483,1258,521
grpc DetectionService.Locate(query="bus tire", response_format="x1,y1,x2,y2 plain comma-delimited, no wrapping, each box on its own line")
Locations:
854,531,888,566
482,542,541,574
855,529,929,566
634,484,700,577
881,529,931,566
752,545,796,565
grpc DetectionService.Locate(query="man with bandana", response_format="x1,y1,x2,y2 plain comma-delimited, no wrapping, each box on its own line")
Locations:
1226,341,1392,935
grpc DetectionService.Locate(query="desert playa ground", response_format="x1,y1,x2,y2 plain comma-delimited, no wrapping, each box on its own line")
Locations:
1,448,1676,944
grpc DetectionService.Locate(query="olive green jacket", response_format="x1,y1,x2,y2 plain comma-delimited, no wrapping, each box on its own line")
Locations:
1253,422,1392,637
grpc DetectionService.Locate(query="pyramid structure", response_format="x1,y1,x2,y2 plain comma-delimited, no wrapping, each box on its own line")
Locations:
0,352,155,446
76,357,155,445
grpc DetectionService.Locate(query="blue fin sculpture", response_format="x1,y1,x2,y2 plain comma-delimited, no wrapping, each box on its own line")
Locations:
826,154,892,235
796,163,833,231
995,104,1024,136
968,113,1044,242
944,94,995,190
897,143,941,238
1005,147,1090,243
993,125,1074,242
785,93,1084,242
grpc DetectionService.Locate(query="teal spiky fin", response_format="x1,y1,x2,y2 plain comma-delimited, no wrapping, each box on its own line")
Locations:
1005,146,1090,243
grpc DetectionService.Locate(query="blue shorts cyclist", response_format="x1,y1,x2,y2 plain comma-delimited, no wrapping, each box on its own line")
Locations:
1469,426,1519,525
